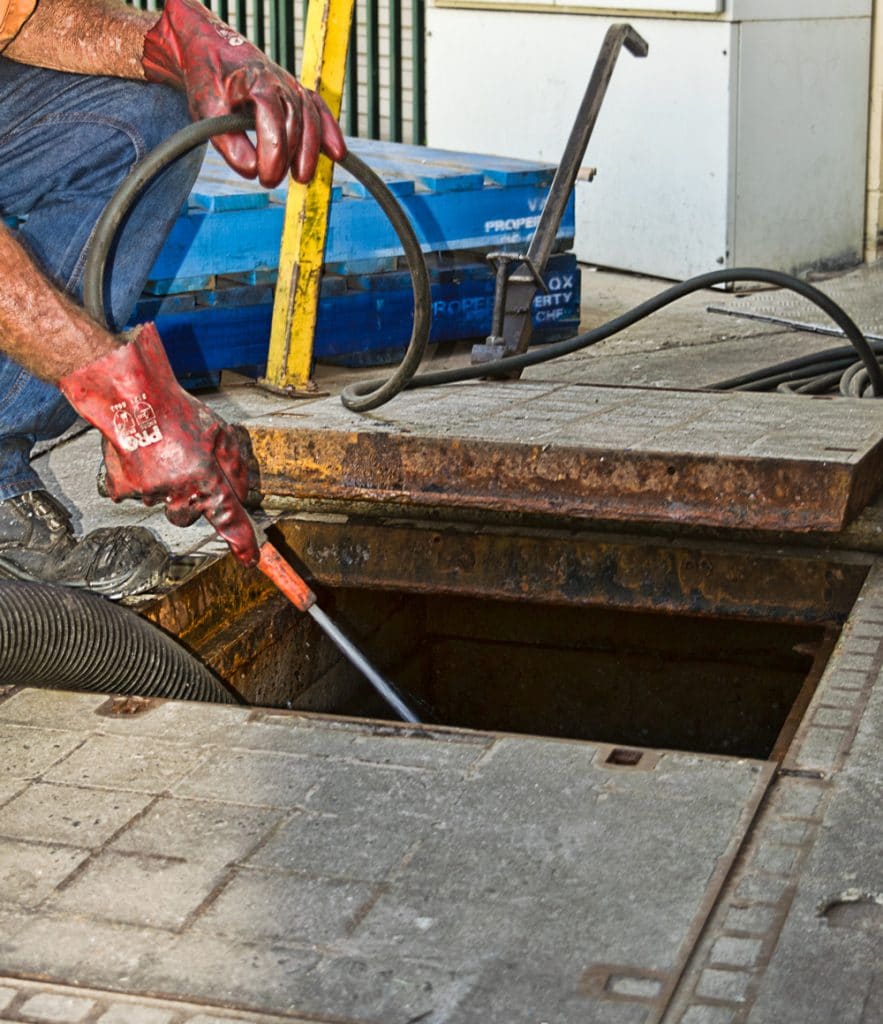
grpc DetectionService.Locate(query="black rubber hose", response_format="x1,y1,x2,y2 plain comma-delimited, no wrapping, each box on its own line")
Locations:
341,267,883,402
0,581,234,702
709,338,883,391
83,113,432,414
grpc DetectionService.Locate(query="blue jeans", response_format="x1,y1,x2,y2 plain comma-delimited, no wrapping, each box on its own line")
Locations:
0,60,204,501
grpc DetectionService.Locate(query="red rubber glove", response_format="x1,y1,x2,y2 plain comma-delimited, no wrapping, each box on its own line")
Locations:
58,323,259,567
142,0,346,188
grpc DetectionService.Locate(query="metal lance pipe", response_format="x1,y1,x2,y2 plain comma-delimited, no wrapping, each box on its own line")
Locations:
256,538,420,723
307,605,419,724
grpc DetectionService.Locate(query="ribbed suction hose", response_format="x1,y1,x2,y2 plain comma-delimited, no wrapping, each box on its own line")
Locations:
0,581,234,703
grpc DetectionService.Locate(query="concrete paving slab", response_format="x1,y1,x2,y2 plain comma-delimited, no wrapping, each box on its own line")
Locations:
0,781,152,847
40,733,207,794
247,380,881,463
109,797,284,868
246,808,419,881
0,839,89,909
0,725,84,781
0,688,771,1022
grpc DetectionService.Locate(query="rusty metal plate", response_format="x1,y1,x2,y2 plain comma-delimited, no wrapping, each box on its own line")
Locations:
246,383,883,533
273,517,868,624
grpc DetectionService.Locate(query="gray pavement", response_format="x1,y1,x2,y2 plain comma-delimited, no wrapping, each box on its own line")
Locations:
0,687,771,1022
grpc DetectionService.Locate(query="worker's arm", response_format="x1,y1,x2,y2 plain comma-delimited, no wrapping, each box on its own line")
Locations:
0,0,345,561
0,224,259,565
5,0,346,188
0,224,115,378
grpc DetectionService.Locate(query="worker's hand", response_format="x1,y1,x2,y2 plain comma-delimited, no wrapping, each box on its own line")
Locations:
58,322,259,568
142,0,346,188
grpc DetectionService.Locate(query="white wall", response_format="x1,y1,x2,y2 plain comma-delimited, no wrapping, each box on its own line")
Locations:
426,4,872,279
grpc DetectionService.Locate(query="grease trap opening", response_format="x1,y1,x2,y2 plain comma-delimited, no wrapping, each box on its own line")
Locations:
296,589,835,761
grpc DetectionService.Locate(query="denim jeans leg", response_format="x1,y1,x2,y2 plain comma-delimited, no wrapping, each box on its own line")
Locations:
0,60,204,502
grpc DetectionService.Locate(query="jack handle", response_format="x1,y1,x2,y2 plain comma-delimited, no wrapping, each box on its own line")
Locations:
471,23,649,369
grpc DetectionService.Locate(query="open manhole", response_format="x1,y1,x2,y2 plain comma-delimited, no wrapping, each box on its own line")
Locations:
153,517,868,764
309,590,834,761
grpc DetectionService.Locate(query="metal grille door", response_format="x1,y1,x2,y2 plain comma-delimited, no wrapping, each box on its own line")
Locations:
128,0,425,142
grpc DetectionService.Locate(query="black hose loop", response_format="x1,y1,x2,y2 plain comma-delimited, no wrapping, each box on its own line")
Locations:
83,117,882,408
332,151,432,411
348,267,883,402
840,361,873,398
83,114,432,412
0,581,234,702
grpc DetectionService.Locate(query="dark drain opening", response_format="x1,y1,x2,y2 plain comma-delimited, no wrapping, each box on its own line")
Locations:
301,589,836,761
159,518,862,757
607,747,645,767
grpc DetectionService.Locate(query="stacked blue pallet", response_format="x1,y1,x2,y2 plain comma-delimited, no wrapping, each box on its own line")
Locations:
130,138,580,378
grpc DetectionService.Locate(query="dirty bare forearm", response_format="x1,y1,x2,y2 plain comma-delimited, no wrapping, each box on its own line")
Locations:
4,0,157,79
0,225,120,381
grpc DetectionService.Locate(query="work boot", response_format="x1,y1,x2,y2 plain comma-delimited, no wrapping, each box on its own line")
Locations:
0,490,170,599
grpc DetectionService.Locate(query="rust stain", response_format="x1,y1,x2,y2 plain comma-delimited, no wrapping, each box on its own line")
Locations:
247,424,868,534
277,518,867,624
96,695,157,717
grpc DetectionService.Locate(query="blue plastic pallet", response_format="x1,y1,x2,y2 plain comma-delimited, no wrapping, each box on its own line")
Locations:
146,138,574,287
128,137,581,375
141,251,581,377
8,139,579,375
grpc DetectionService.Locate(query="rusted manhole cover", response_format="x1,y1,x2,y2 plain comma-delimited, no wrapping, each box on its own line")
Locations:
248,383,883,532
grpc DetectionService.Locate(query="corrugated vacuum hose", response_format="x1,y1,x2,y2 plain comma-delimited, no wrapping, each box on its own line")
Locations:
0,580,235,702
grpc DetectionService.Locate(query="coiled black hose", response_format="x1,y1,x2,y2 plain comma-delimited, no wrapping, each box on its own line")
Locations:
709,337,883,397
83,113,432,413
0,580,234,702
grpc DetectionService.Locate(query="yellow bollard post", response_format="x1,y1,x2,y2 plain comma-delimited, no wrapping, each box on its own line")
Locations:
262,0,355,394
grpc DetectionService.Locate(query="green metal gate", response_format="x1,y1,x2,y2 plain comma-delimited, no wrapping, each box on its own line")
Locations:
129,0,426,143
